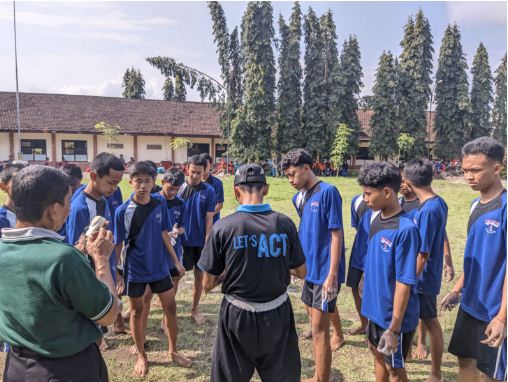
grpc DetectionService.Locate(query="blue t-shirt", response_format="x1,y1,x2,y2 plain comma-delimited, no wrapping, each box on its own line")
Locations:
206,175,224,224
414,196,448,296
156,194,187,269
65,190,116,279
178,182,216,247
362,211,420,333
292,181,346,285
349,194,372,271
114,196,171,283
106,188,123,217
0,207,16,238
462,190,507,322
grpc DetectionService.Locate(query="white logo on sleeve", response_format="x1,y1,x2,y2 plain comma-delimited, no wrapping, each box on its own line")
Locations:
485,219,500,234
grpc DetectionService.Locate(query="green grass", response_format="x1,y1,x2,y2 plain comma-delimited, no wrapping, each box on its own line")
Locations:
0,176,479,381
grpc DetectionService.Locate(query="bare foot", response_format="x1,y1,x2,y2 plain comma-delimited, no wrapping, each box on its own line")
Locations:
133,354,148,377
191,310,206,325
300,329,312,340
415,343,428,359
331,335,345,352
347,326,367,336
169,351,192,368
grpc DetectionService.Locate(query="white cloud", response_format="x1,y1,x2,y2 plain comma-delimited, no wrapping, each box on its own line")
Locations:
74,31,158,48
446,2,507,26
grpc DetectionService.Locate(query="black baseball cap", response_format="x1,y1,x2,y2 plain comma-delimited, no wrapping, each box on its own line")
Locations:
234,164,267,186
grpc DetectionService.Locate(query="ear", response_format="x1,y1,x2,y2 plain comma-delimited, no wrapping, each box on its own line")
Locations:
263,184,269,196
493,162,502,176
233,185,241,202
128,179,133,186
383,187,391,199
90,171,97,182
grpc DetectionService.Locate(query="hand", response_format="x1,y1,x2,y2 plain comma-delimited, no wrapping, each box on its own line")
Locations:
440,291,460,311
175,262,185,277
116,273,125,296
322,274,338,302
86,228,114,268
377,329,399,356
481,317,507,348
444,262,455,283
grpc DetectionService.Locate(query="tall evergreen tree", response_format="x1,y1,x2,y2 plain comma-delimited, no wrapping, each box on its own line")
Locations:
230,1,276,162
369,51,399,160
122,67,145,99
208,1,230,84
275,2,303,155
470,43,493,139
491,54,506,144
302,7,327,158
162,78,174,100
397,10,434,158
337,35,363,156
174,73,187,101
320,11,342,151
434,24,470,159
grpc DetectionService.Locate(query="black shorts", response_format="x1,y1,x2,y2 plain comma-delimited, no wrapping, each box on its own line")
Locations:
301,280,339,313
418,293,437,319
449,307,507,380
368,321,414,369
211,298,301,382
169,268,181,278
183,246,203,271
125,275,173,298
5,343,108,382
346,265,363,290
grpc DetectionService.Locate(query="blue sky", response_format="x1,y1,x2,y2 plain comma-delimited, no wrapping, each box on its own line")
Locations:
0,1,506,101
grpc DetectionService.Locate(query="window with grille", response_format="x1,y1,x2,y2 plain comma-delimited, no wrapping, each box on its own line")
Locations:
62,140,88,162
107,143,124,149
147,144,162,150
21,139,47,161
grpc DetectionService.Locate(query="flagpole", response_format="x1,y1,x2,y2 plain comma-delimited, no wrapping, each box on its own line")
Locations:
13,1,22,160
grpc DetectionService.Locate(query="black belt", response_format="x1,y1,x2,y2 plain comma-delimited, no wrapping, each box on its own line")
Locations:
11,346,51,361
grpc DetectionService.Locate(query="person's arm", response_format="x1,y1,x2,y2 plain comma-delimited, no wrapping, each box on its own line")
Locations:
213,203,223,217
162,230,185,276
202,272,220,292
416,252,430,277
323,229,343,299
199,226,225,293
443,235,455,282
389,282,411,333
291,264,306,279
440,273,464,310
205,212,214,240
481,272,507,348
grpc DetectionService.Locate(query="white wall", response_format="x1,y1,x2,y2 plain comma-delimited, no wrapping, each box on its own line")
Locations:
55,133,94,163
12,132,52,161
0,133,10,161
137,135,172,162
97,134,134,160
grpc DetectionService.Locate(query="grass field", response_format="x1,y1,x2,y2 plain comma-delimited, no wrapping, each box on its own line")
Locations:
0,175,481,381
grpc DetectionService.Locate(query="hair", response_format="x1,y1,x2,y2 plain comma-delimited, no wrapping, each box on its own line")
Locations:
90,152,124,177
163,168,185,186
0,163,28,184
12,165,71,223
61,163,83,182
280,149,313,171
403,160,433,187
128,161,156,178
236,182,266,193
188,154,207,168
200,153,213,166
357,162,401,192
462,137,505,163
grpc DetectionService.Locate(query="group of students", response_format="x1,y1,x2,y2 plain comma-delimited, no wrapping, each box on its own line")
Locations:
0,135,505,382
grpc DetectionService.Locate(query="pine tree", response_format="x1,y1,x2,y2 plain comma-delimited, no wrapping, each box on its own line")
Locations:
337,35,363,156
320,11,342,152
174,72,187,101
470,43,493,139
208,1,230,84
275,2,303,155
369,51,399,161
230,1,276,162
122,67,146,99
397,10,434,158
302,7,327,158
162,78,174,100
434,24,470,159
491,54,506,144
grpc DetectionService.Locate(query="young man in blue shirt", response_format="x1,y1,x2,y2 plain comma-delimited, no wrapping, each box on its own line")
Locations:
201,153,224,224
115,162,185,377
403,160,448,382
346,193,372,335
178,155,216,325
442,137,507,381
281,149,345,382
0,163,27,237
199,164,306,382
358,162,421,382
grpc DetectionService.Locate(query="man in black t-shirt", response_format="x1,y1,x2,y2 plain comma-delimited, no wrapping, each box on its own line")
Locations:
198,164,307,382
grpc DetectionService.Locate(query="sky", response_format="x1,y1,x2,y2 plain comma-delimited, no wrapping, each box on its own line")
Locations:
0,1,506,101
